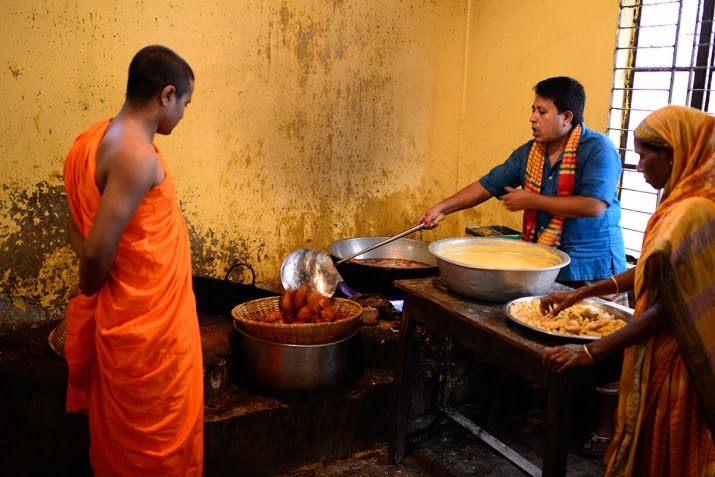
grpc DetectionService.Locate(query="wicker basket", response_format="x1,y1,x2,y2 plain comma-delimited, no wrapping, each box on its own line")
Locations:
232,296,363,345
48,317,67,358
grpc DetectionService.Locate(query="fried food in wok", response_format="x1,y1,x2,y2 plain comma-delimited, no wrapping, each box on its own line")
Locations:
348,258,433,269
509,298,627,337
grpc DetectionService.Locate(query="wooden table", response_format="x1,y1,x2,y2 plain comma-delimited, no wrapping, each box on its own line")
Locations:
388,277,622,477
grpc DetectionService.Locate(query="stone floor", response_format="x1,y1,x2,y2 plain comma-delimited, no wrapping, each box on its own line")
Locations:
278,426,607,477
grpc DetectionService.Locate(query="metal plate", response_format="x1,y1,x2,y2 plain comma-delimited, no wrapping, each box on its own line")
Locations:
504,295,633,342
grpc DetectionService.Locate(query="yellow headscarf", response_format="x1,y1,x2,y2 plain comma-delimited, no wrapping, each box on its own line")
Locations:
634,104,715,204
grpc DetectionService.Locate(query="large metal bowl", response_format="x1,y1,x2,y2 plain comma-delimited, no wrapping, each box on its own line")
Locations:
328,237,438,295
428,237,570,302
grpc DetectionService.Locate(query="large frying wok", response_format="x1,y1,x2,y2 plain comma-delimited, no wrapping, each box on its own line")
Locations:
193,263,279,318
192,263,279,400
327,237,439,296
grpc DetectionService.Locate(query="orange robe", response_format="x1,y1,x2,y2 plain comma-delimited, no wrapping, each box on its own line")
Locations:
63,118,204,476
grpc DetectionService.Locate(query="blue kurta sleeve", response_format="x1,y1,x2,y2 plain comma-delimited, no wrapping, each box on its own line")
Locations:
478,141,532,197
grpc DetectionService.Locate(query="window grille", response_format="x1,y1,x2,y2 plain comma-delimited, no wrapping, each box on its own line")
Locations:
607,0,715,259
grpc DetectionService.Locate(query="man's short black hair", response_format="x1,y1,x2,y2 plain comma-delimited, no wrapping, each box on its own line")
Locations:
126,45,194,104
534,76,586,126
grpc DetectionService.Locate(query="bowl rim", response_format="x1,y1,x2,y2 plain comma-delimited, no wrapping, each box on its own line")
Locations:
234,323,358,348
328,236,438,267
428,237,571,271
328,236,432,254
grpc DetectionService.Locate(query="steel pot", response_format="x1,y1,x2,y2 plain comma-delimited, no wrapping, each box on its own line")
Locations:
235,325,357,392
327,237,439,296
429,237,570,302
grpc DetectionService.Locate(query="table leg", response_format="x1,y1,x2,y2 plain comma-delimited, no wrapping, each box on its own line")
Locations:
388,310,417,464
542,370,573,476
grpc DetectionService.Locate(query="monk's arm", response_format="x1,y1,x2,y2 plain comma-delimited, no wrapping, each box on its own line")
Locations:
67,214,84,256
78,149,158,296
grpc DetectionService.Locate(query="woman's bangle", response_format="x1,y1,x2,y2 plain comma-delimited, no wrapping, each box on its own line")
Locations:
583,344,596,362
609,276,620,295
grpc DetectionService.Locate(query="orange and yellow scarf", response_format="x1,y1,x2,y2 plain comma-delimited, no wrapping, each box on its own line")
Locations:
522,124,582,246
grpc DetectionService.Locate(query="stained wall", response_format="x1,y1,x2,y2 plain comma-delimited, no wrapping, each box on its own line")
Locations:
0,0,618,317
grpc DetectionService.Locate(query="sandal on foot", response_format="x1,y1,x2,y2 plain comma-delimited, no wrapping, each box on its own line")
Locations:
579,432,611,458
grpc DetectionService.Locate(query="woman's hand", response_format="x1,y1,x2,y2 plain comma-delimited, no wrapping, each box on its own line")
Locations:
539,290,582,316
543,344,594,373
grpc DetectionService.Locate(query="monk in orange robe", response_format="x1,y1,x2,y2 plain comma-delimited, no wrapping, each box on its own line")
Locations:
63,45,203,476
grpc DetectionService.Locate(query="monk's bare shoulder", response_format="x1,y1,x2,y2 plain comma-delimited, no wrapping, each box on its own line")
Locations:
96,120,163,192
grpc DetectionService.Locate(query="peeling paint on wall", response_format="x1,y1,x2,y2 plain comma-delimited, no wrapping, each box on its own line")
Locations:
187,217,272,285
0,178,73,315
8,66,22,79
0,0,619,326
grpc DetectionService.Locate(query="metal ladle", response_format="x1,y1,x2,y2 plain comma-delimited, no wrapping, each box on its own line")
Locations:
280,214,444,297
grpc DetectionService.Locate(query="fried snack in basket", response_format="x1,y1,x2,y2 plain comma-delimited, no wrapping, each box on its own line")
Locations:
233,295,362,345
260,284,339,324
509,298,627,337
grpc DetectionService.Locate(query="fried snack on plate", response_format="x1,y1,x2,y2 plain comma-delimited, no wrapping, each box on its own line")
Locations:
509,299,627,337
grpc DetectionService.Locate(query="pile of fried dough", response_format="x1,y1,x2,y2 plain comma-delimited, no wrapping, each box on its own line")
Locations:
509,298,627,337
259,284,339,324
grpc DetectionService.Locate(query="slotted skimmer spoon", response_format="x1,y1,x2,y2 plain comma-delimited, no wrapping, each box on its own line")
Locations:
280,215,443,297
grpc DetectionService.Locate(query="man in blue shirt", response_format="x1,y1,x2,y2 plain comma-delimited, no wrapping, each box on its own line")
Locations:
418,76,627,454
418,76,627,290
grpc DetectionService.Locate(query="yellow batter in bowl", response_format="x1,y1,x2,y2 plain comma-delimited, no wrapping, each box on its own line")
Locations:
436,243,560,269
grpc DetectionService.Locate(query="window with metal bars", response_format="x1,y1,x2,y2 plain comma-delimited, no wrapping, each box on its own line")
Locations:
607,0,715,260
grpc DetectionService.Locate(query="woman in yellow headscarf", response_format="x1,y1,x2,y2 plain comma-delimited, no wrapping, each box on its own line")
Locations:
542,105,715,476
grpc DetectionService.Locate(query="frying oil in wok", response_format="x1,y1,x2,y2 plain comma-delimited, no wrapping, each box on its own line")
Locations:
349,258,433,269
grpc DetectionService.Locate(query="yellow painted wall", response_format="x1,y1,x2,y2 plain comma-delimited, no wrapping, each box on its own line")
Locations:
448,0,620,234
0,0,618,315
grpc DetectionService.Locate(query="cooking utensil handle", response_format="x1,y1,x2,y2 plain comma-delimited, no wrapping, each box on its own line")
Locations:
224,262,256,285
336,223,426,265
